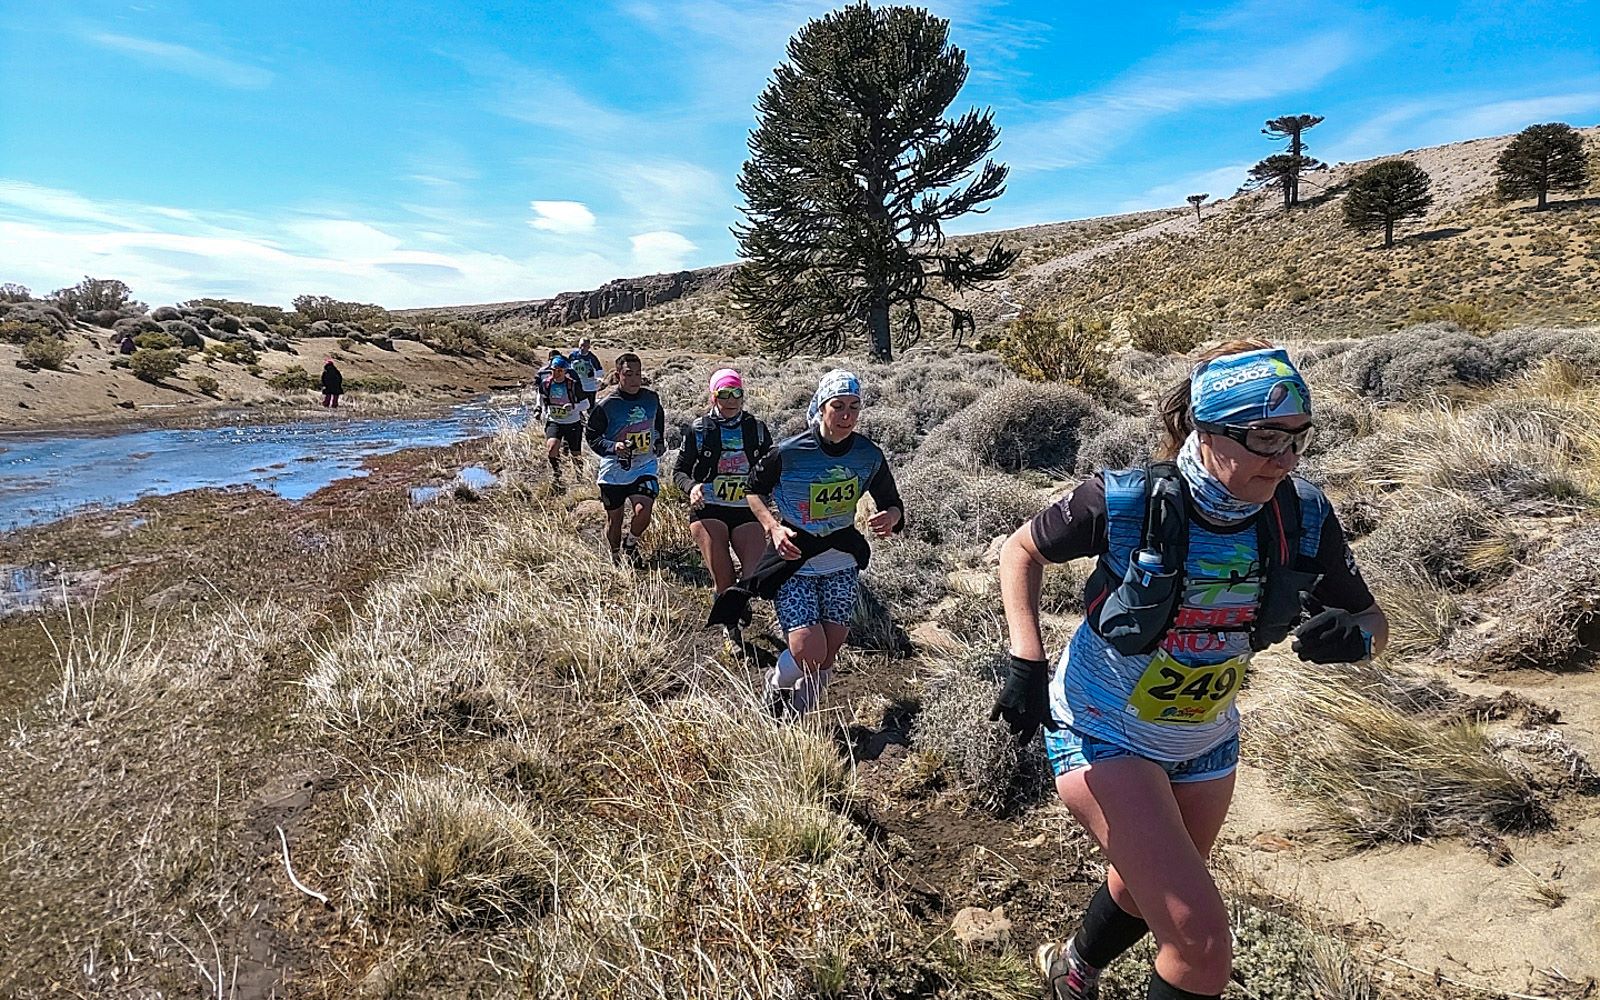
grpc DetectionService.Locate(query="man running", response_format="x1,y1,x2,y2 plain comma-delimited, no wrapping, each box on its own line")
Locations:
538,356,589,487
585,352,665,563
673,368,773,639
568,337,604,407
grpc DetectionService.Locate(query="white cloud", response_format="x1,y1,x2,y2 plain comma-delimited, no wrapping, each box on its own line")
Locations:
630,230,698,272
84,31,274,89
528,200,597,233
608,159,728,229
0,180,677,309
1004,32,1357,172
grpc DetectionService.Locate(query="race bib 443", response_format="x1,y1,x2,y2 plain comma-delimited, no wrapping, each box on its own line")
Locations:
1125,650,1246,726
807,477,859,520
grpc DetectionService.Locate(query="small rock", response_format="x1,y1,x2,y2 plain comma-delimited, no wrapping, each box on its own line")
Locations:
14,359,38,372
951,905,1011,949
116,400,136,410
21,381,34,389
1249,833,1296,853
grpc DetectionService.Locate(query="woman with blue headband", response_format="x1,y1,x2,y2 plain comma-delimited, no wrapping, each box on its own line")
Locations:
994,340,1388,1000
744,369,903,717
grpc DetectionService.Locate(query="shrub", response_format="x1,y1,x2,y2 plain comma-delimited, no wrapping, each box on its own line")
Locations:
997,312,1115,389
267,368,316,391
183,298,291,327
424,318,490,356
860,536,948,621
205,340,258,365
132,331,180,351
192,374,220,397
1127,310,1209,355
923,380,1109,474
0,282,30,302
336,336,356,352
21,336,68,370
1447,523,1600,671
898,459,1041,546
1075,412,1156,475
0,318,52,344
1406,302,1497,332
347,374,407,393
292,294,388,328
857,405,919,457
1300,326,1600,401
130,349,182,383
910,647,1054,815
49,276,143,318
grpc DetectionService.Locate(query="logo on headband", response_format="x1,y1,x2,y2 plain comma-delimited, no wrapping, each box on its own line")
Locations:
1265,380,1310,418
1204,357,1297,395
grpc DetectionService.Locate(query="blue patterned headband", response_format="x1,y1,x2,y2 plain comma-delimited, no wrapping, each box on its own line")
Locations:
1190,348,1312,425
808,369,862,422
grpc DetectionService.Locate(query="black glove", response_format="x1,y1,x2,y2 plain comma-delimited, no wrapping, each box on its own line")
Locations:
989,653,1058,744
1292,608,1371,663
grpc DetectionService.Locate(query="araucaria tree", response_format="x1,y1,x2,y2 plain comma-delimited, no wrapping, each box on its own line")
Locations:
1342,159,1433,248
1186,193,1208,223
733,3,1015,361
1253,114,1326,212
1495,122,1590,210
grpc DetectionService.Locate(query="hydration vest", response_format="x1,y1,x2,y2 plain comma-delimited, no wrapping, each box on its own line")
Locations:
1083,463,1326,656
685,412,772,482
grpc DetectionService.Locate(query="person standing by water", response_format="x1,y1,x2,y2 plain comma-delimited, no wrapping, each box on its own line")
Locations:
585,352,665,564
568,337,605,408
991,341,1387,1000
742,369,903,717
320,358,343,409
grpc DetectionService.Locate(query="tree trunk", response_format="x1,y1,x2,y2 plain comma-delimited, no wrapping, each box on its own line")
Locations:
867,292,892,361
1383,218,1394,249
1193,204,1202,224
1282,181,1292,215
1537,186,1548,210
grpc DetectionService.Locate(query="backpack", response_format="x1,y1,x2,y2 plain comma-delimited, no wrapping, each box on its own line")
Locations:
687,413,771,482
1083,463,1324,656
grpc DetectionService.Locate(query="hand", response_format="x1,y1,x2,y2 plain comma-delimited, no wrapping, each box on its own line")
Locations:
769,523,801,560
688,483,706,509
988,652,1059,744
613,441,632,459
1293,608,1372,663
868,507,901,538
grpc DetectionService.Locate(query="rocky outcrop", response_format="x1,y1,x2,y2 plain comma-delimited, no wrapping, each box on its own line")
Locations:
459,265,735,330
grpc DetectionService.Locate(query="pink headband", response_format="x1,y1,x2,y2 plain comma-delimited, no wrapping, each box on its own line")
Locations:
709,368,742,392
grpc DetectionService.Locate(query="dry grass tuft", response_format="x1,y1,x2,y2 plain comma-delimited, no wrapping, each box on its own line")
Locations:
1446,520,1600,670
344,771,557,930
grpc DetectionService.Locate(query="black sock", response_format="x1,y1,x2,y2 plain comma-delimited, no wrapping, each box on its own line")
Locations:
549,456,562,477
1146,970,1221,1000
1073,881,1150,969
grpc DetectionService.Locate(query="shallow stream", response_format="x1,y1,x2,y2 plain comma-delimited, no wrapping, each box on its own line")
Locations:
0,397,529,533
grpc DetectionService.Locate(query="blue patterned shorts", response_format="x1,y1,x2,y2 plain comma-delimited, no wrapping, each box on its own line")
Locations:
1043,726,1239,784
774,567,859,633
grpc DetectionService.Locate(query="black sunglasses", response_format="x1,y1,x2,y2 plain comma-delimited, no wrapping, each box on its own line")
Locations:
1196,420,1315,457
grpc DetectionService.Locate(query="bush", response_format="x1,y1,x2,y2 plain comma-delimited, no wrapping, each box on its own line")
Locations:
49,276,142,318
21,336,68,370
923,380,1109,474
0,282,30,302
911,648,1054,815
1075,412,1157,475
205,340,258,366
1448,523,1600,671
0,318,52,344
997,312,1114,389
130,349,182,383
423,317,490,356
1127,310,1209,355
267,368,316,391
193,374,220,396
898,459,1042,546
347,374,407,394
860,537,948,621
291,294,388,328
133,331,180,351
1407,302,1498,332
1300,326,1600,401
857,405,919,457
336,336,356,352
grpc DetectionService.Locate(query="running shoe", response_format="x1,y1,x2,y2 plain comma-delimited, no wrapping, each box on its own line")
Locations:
1037,940,1100,1000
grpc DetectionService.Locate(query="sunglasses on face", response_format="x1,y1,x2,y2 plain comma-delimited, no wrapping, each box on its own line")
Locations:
1197,420,1315,457
714,387,744,400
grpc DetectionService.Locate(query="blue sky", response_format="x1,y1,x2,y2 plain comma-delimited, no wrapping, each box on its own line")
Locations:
2,0,1597,309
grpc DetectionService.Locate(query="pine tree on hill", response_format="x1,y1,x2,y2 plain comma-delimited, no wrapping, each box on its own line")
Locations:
1342,159,1434,248
1186,193,1208,223
1262,114,1326,207
1248,154,1303,214
732,2,1016,361
1495,122,1590,210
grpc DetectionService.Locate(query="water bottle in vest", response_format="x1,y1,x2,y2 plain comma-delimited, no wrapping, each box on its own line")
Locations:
1133,549,1163,587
